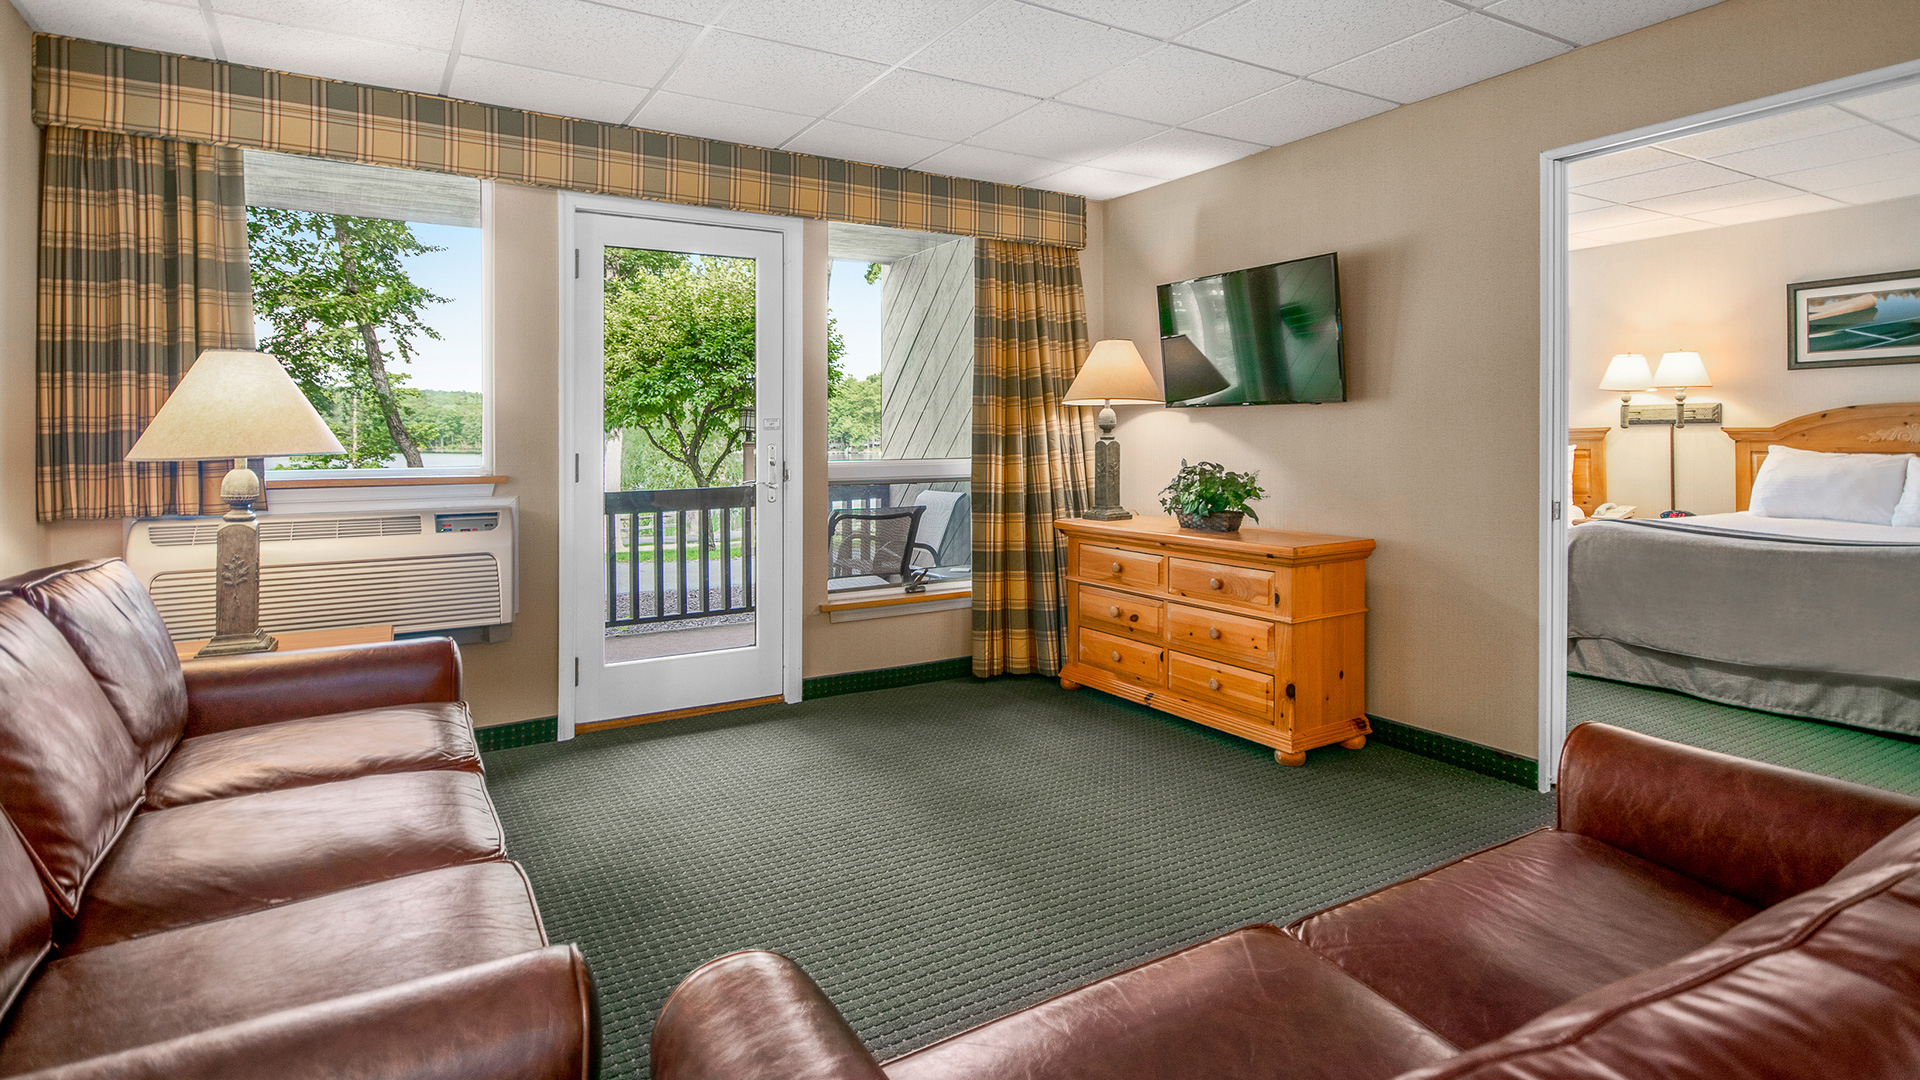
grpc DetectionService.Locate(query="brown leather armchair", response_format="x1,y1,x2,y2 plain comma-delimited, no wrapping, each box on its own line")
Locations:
654,722,1920,1080
0,559,597,1078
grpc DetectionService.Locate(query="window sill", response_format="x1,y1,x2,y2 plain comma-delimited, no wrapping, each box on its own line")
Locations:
266,474,508,489
820,582,971,622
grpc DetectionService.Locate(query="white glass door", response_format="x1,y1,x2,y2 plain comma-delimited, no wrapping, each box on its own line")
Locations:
564,206,795,729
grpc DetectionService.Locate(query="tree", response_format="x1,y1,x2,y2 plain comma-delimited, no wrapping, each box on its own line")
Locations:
827,372,880,453
248,208,447,468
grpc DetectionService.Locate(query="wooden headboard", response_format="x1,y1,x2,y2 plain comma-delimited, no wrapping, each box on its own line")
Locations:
1725,403,1920,511
1569,427,1609,514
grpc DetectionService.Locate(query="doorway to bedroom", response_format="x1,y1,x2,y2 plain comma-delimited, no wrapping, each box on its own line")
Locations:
1539,59,1920,787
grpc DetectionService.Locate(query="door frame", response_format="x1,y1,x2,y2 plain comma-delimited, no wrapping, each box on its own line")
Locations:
1534,58,1920,790
555,193,807,741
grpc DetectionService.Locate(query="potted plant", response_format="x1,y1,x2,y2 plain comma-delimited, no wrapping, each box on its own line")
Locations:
1159,460,1264,532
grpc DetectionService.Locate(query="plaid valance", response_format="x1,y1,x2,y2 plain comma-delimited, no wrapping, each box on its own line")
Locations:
32,35,1086,250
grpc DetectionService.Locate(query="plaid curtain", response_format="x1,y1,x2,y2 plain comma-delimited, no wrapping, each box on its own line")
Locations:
971,240,1097,677
37,125,257,521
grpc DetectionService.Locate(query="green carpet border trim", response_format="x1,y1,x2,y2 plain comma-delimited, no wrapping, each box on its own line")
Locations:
1369,715,1538,788
803,657,973,699
476,716,559,752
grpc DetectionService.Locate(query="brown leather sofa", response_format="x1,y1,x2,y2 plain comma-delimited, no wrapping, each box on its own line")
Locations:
0,558,597,1078
653,721,1920,1080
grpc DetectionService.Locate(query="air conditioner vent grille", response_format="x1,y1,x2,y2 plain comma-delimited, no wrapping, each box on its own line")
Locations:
150,554,502,640
145,516,423,546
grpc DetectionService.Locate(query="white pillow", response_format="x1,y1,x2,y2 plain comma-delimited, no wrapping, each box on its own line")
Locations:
1748,445,1913,525
1894,456,1920,529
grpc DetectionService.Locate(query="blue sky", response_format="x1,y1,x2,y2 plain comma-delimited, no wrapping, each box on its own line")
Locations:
830,259,884,379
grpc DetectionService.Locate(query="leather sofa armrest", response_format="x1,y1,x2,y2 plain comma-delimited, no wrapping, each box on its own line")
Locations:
183,638,463,736
1557,721,1920,908
653,951,887,1080
12,946,596,1080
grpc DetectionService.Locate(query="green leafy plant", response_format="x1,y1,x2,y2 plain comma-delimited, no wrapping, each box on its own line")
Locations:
1158,460,1264,522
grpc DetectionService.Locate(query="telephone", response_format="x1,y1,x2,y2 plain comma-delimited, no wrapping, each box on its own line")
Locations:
1593,503,1636,519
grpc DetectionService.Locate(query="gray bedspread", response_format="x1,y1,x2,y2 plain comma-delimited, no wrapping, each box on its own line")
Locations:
1568,519,1920,733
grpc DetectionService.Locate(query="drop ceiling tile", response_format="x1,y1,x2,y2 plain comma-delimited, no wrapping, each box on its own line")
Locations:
1567,234,1607,250
1029,0,1246,39
1565,145,1692,186
1480,0,1722,47
1057,44,1292,126
828,71,1038,143
218,16,447,93
1839,81,1920,122
1176,0,1458,75
662,30,887,115
1185,79,1394,146
1568,204,1664,231
1572,159,1747,203
906,1,1157,98
1578,216,1716,244
1566,192,1611,214
916,144,1067,187
1032,163,1161,200
593,0,730,19
1689,192,1847,226
1709,124,1916,178
1082,128,1262,180
1633,177,1800,215
464,0,697,88
782,122,950,169
968,101,1165,164
716,0,983,65
1316,15,1566,105
209,0,462,51
1886,115,1920,141
448,56,647,124
1820,174,1920,206
633,91,816,148
1774,147,1920,193
1655,106,1863,160
29,0,212,60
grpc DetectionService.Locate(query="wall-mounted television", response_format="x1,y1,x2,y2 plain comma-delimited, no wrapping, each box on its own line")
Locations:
1156,252,1346,407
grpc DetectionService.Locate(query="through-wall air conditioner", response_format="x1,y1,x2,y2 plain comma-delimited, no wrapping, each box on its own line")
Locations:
125,498,517,645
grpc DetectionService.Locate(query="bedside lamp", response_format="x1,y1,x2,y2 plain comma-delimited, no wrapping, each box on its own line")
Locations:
1599,353,1653,427
125,349,344,657
1653,350,1711,429
1063,339,1162,521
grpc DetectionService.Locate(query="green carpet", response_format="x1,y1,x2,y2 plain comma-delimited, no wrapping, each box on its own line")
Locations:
484,677,1550,1078
1570,674,1920,796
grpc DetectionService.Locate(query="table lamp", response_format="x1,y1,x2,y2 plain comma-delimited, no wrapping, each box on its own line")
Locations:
1062,339,1162,521
125,349,345,656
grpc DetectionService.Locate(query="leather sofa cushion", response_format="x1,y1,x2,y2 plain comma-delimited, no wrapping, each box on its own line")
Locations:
0,861,549,1074
8,559,187,778
882,925,1457,1080
0,596,145,918
145,702,483,810
0,817,52,1019
1287,829,1755,1050
71,770,508,952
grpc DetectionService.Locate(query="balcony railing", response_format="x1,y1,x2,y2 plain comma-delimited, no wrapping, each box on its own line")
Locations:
605,486,754,629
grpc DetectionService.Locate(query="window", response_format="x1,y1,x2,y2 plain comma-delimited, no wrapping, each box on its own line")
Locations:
243,150,485,476
825,227,973,593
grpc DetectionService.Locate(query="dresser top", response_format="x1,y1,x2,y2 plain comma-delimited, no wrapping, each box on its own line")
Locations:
1055,515,1375,561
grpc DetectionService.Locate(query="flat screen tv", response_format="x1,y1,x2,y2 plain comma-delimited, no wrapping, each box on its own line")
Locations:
1156,252,1346,407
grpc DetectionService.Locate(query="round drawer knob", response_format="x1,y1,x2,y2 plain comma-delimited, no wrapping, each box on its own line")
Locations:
1110,651,1122,663
1208,678,1221,691
1209,577,1222,590
1111,562,1123,573
1109,605,1122,617
1208,627,1221,640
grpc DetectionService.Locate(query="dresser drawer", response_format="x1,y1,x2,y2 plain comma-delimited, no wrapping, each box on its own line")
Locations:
1079,626,1165,684
1079,585,1163,637
1168,557,1276,612
1078,544,1164,592
1170,652,1273,717
1167,603,1273,662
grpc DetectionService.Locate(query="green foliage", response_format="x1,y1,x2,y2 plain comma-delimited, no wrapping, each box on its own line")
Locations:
864,262,883,285
1158,459,1264,522
827,372,881,453
411,390,483,451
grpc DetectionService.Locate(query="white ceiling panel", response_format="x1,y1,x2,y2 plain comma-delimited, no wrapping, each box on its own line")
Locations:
219,17,448,94
968,101,1165,164
1655,105,1862,160
662,30,888,115
827,71,1038,143
1185,78,1394,146
1708,123,1916,178
1839,81,1920,123
632,91,816,149
1480,0,1721,47
1565,192,1610,214
1027,0,1245,40
1687,192,1846,226
1578,216,1715,244
715,0,985,65
1316,14,1566,105
448,56,648,123
914,144,1067,187
1821,174,1920,206
1883,115,1920,141
1057,45,1291,127
1081,128,1263,180
1033,162,1161,200
1565,144,1692,186
1572,159,1747,203
1632,177,1799,216
24,0,212,61
782,121,949,169
1176,0,1458,76
591,0,729,21
208,0,462,52
1568,204,1665,232
1772,147,1920,194
906,2,1156,98
463,0,697,88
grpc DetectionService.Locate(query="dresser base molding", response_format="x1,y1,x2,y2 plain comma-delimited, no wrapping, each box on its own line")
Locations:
1062,662,1371,763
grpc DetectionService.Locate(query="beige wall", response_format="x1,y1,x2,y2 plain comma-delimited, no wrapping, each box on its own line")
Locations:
1099,0,1920,756
0,2,38,576
1572,195,1920,514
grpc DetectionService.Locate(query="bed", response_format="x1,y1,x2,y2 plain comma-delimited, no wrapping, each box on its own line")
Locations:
1568,403,1920,735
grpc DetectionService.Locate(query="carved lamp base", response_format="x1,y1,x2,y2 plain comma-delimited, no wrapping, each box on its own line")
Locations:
196,459,279,658
1084,406,1132,521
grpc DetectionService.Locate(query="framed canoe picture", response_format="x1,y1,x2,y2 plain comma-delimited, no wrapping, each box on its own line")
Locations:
1789,269,1920,369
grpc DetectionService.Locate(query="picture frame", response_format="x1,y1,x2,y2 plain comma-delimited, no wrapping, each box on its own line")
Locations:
1788,269,1920,370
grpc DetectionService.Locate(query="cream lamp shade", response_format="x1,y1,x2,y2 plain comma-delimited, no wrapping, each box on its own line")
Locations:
1062,340,1162,406
1598,353,1654,393
1653,351,1711,388
125,349,344,461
